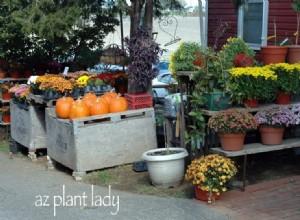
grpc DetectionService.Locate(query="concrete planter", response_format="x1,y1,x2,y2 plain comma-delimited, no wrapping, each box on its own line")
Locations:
142,148,188,188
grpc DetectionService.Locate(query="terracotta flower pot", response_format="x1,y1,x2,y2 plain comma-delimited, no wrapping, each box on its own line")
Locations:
2,114,10,123
259,126,285,145
219,133,246,151
194,185,219,201
10,70,20,78
1,93,11,100
0,70,6,78
286,45,300,64
233,53,254,67
243,99,258,108
260,46,288,65
276,91,291,105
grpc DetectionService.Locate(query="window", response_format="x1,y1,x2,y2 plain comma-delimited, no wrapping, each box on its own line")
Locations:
238,0,269,50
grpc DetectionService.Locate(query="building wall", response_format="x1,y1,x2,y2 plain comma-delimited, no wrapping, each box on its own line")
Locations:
207,0,298,50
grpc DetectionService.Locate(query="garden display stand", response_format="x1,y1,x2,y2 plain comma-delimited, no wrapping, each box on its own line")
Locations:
203,102,300,191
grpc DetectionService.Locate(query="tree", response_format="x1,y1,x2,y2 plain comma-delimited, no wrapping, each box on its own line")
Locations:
107,0,184,37
0,0,119,70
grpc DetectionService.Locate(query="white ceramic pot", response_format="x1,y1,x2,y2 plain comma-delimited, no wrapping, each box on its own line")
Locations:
142,148,188,188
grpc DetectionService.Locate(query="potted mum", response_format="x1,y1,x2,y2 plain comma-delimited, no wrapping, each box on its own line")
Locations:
266,63,300,104
290,104,300,137
0,81,14,100
0,106,10,123
254,106,294,145
208,109,258,151
228,66,278,107
185,154,237,202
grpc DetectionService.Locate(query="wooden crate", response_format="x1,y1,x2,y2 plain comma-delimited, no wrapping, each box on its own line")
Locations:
46,108,157,174
10,101,47,151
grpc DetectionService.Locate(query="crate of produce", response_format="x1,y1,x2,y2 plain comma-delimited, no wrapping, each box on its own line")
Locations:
45,108,157,175
10,100,47,151
125,93,153,110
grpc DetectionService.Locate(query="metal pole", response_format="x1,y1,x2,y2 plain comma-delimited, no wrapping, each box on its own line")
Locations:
119,10,124,51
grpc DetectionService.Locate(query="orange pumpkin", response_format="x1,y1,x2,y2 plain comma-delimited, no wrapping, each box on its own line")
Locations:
83,92,97,107
109,95,128,113
89,97,109,116
56,96,74,119
102,91,118,105
69,98,89,119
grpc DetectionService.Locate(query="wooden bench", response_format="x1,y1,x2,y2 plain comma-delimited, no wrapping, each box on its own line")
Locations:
210,138,300,191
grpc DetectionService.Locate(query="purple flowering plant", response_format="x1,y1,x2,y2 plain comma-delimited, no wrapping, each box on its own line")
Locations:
290,104,300,125
254,106,294,128
208,109,259,134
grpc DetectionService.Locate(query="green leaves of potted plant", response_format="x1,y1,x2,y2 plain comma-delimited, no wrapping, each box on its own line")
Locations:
192,47,231,111
208,109,258,151
287,0,300,63
169,41,203,75
266,63,300,104
218,37,255,69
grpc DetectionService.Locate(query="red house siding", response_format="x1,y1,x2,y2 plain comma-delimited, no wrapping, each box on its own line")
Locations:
207,0,297,50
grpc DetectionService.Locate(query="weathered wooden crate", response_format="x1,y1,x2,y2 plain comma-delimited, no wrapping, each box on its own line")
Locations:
10,101,47,152
46,108,157,176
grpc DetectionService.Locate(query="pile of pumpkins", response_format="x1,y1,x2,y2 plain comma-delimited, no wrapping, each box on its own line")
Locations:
55,91,128,119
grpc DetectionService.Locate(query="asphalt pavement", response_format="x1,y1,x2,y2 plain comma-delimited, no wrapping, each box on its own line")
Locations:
0,152,232,220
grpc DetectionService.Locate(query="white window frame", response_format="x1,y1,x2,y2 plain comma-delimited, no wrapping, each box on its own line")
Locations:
237,0,269,50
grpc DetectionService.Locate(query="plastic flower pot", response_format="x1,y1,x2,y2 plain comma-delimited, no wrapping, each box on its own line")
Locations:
141,148,188,188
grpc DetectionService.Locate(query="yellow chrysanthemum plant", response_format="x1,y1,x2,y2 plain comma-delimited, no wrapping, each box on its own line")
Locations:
266,63,300,95
185,154,238,202
228,66,278,104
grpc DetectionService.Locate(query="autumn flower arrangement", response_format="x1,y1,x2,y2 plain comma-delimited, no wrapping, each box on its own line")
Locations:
9,84,30,100
254,106,294,128
208,109,258,134
185,154,238,202
228,66,278,103
266,63,300,94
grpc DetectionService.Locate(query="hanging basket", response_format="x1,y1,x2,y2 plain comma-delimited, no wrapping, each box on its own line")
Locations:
100,44,126,65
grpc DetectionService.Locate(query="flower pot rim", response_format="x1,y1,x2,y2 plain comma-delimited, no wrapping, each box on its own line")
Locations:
142,147,188,162
260,45,288,49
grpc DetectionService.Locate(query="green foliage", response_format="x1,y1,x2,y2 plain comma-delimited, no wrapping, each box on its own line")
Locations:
292,0,300,13
185,91,206,152
267,63,300,94
169,41,202,74
218,37,255,70
0,0,119,67
192,47,231,94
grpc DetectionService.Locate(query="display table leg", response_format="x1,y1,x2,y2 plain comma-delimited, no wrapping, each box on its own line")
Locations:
72,171,86,181
28,151,37,161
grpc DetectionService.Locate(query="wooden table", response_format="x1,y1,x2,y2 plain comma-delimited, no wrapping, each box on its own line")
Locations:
210,138,300,191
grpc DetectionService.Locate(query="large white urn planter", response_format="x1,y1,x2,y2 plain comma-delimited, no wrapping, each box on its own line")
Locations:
142,148,188,188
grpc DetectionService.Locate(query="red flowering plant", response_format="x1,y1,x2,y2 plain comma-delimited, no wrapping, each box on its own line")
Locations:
96,70,127,87
208,109,259,134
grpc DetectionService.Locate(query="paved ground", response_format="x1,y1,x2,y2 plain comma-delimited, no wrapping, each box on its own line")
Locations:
0,151,299,220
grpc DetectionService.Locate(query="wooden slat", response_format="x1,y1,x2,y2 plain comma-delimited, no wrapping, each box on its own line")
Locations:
210,138,300,157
